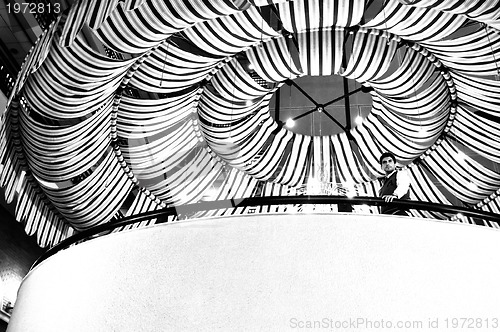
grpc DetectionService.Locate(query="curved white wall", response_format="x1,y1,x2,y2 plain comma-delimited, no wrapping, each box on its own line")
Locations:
7,213,500,331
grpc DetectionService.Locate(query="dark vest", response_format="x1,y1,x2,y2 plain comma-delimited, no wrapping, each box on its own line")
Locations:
379,170,410,214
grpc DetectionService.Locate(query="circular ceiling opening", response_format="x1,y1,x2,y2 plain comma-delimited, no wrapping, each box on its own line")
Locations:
269,75,373,136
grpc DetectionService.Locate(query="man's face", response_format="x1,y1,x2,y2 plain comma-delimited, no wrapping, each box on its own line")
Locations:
381,156,395,174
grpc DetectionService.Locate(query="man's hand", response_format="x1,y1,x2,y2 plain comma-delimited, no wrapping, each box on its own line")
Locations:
382,194,397,202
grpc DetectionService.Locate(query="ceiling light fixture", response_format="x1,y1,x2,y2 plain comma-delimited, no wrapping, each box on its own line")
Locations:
355,115,363,125
285,118,295,128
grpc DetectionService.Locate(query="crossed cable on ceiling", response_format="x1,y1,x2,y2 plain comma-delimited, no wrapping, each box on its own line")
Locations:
280,78,373,133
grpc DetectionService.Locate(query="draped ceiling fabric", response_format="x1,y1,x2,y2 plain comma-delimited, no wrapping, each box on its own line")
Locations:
1,0,500,247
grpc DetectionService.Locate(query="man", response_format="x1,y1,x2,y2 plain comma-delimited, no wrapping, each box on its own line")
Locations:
378,152,410,215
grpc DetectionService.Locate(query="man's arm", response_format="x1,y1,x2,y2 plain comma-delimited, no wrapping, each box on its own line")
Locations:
381,169,410,202
393,169,410,199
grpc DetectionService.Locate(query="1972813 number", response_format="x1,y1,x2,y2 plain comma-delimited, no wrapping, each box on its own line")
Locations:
444,318,499,329
6,2,61,15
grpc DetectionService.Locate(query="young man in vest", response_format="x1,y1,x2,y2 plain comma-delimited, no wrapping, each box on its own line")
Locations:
378,152,410,215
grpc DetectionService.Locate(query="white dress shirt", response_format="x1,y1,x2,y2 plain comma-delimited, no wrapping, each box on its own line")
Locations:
385,168,411,198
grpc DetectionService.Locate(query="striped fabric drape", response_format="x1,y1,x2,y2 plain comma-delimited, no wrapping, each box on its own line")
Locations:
182,6,280,57
422,139,500,205
114,189,164,232
339,28,399,82
296,27,345,76
245,36,303,82
9,17,60,105
117,90,199,138
129,41,221,94
406,164,453,221
421,28,500,77
4,0,500,247
0,101,74,247
363,0,466,42
451,72,500,117
24,34,135,119
60,0,118,47
398,0,500,30
211,58,272,100
41,150,134,230
277,0,365,32
449,107,500,163
94,0,243,54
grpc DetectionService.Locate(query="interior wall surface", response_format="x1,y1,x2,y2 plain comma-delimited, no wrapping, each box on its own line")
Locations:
7,213,500,331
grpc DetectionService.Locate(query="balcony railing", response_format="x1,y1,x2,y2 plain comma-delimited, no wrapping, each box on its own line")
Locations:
32,196,500,268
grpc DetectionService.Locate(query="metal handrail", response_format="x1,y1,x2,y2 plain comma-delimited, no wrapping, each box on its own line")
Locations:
32,196,500,268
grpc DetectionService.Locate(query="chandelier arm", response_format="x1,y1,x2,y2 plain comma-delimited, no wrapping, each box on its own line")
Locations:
287,79,319,106
292,106,319,121
322,109,348,132
323,86,363,107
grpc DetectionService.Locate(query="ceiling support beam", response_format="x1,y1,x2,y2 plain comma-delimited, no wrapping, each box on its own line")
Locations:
274,88,280,122
285,79,319,106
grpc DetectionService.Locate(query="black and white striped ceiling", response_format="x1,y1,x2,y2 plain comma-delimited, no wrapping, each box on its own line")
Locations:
2,0,500,247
